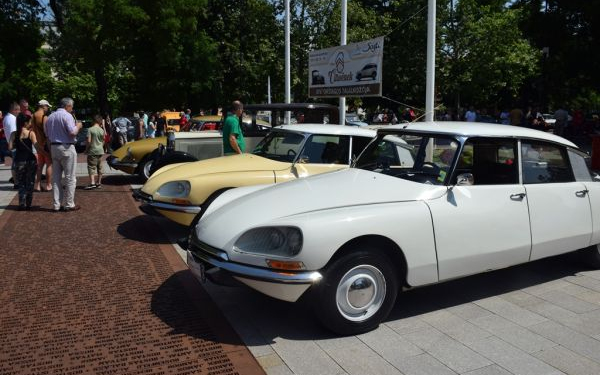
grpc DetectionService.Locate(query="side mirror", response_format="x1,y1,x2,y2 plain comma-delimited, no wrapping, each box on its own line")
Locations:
456,173,474,186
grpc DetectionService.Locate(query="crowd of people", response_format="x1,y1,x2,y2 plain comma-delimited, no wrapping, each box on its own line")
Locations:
1,97,88,211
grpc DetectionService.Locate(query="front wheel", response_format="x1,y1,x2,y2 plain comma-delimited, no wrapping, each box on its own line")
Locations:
138,158,153,181
313,249,398,335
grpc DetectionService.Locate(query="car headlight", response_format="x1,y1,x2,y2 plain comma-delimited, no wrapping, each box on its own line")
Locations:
157,181,191,198
234,227,303,257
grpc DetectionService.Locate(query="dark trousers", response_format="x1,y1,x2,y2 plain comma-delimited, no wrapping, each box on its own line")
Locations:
16,159,37,207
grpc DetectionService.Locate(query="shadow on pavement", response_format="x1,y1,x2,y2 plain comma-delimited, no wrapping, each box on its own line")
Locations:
187,251,594,343
387,251,589,320
117,215,180,244
101,174,144,186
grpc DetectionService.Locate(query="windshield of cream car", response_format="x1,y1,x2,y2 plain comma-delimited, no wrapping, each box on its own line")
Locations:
252,131,306,162
355,133,460,185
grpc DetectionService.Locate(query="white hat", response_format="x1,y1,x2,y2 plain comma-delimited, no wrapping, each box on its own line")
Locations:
38,99,52,107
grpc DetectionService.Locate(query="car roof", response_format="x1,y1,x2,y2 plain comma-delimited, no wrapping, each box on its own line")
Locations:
275,124,376,137
377,121,577,148
244,103,337,111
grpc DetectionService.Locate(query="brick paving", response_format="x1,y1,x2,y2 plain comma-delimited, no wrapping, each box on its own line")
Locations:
0,175,264,375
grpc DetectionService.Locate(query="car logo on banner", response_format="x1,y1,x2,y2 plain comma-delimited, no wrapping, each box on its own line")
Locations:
308,36,384,98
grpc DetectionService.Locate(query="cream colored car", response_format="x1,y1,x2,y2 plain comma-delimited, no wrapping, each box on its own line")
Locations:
136,125,376,226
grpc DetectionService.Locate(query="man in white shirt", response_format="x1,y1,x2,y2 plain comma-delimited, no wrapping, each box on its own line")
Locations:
3,102,19,186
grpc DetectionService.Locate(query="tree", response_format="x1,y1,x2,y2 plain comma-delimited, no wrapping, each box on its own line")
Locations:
0,0,46,108
438,0,538,111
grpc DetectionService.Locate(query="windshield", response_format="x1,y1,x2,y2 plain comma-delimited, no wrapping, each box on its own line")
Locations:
252,131,306,162
355,133,460,185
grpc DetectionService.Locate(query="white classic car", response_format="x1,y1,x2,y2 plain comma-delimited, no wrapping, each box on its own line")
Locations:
184,122,600,335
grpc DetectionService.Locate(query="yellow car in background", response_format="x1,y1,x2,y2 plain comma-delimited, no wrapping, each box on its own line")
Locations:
134,124,376,227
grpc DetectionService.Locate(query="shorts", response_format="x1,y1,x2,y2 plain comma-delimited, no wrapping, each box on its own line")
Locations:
36,149,51,165
87,154,103,175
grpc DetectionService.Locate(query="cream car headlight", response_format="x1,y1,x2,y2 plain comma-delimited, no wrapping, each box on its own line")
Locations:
234,227,303,257
157,181,191,198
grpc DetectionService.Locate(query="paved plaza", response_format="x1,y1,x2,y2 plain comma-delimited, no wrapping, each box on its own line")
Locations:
1,156,600,375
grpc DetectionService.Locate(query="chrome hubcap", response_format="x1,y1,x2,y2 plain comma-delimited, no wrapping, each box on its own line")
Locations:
336,265,386,322
143,161,153,178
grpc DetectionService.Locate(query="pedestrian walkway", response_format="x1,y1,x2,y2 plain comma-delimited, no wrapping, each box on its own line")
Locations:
0,162,264,375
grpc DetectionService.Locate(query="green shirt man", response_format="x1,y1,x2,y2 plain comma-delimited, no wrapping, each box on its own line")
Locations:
222,100,245,155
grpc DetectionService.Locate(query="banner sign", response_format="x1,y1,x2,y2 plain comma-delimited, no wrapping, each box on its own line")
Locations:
308,36,384,98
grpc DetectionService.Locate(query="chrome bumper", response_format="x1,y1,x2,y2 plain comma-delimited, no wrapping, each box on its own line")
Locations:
188,237,322,285
133,188,201,214
107,155,138,169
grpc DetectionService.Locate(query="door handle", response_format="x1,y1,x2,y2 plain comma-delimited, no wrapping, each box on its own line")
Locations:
576,189,589,197
510,193,526,200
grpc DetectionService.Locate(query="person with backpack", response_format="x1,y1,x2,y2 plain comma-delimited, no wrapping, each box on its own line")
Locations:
9,113,40,210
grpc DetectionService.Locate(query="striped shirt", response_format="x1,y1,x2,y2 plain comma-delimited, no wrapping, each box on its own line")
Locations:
45,108,77,144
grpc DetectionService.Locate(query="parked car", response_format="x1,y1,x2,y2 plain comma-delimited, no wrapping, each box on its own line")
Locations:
107,132,223,180
75,119,93,153
184,121,600,335
356,63,377,81
311,70,325,85
135,124,376,227
345,113,369,127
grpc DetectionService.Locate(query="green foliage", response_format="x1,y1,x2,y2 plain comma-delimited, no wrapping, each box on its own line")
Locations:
4,0,600,116
0,0,45,106
439,0,538,109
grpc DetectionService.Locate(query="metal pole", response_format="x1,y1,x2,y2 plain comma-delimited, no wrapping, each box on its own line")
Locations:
425,0,436,122
339,0,347,125
285,0,291,124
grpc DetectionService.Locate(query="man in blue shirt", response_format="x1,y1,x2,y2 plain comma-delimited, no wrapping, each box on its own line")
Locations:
222,101,245,155
45,97,82,212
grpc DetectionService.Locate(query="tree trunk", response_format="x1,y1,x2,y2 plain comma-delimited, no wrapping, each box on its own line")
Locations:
94,65,109,115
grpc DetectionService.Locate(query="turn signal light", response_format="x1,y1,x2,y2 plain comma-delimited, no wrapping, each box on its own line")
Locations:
265,259,305,270
172,198,191,205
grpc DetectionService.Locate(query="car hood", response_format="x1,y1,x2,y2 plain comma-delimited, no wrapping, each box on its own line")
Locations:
111,136,166,159
196,168,448,248
142,153,291,194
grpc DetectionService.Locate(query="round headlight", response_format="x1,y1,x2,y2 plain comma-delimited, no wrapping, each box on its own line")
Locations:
234,227,303,257
157,181,191,198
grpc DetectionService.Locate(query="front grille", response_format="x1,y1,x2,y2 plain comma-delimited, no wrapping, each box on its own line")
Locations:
189,233,228,261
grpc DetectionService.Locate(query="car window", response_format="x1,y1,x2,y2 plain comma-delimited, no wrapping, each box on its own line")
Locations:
299,135,350,164
521,141,574,184
351,136,373,160
355,133,458,185
454,138,518,185
252,131,305,162
568,149,592,182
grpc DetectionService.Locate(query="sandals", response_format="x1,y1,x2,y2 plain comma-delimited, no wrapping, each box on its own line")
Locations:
84,184,97,190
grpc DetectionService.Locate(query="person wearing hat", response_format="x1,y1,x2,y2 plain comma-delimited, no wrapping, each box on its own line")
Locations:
32,99,52,192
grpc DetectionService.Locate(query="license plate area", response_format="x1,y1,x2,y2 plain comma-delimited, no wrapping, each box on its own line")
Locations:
187,251,206,283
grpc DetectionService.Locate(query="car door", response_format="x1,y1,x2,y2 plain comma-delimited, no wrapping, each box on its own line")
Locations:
428,138,532,281
522,141,593,260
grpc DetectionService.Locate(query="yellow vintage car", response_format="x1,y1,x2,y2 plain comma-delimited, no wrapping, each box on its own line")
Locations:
135,124,376,227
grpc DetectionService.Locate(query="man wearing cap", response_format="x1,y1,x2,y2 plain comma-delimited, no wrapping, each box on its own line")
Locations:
45,97,82,212
33,99,53,192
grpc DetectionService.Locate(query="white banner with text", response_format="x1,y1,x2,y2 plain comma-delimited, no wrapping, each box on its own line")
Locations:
308,36,384,98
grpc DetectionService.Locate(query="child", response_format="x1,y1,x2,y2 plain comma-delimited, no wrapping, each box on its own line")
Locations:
84,115,105,189
9,113,40,210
